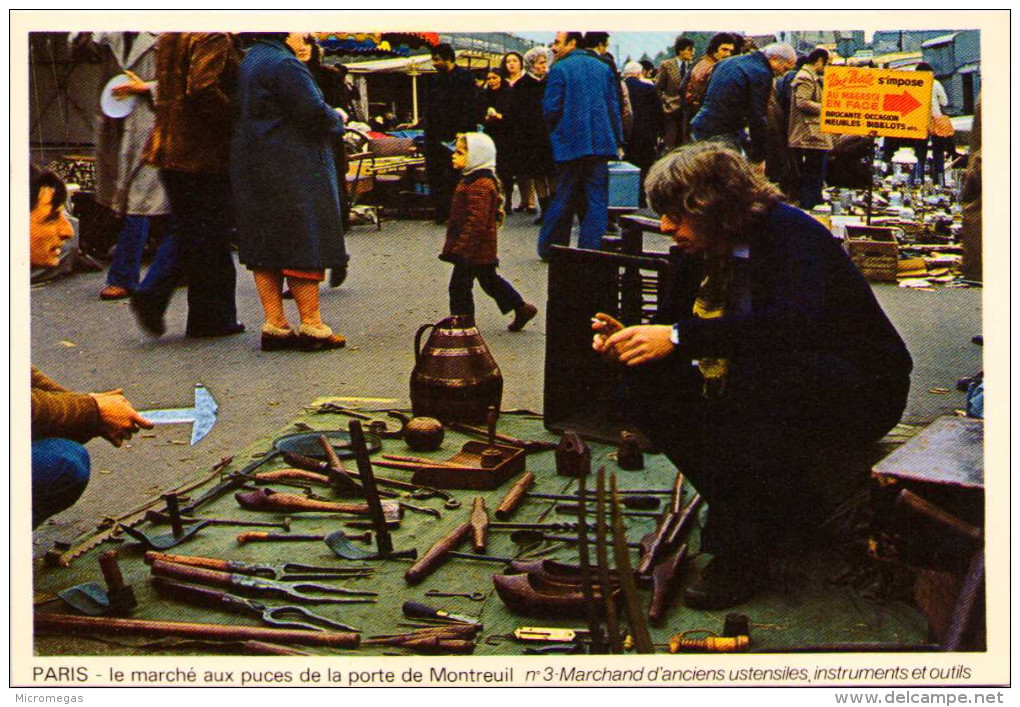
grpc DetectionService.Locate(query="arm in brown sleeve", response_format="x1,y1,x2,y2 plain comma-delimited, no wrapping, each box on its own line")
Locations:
186,33,235,125
31,367,104,443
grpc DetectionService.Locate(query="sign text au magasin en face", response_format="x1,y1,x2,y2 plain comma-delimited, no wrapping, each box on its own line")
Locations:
820,66,933,139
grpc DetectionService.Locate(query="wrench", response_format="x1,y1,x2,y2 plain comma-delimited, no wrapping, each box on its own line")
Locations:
424,590,486,602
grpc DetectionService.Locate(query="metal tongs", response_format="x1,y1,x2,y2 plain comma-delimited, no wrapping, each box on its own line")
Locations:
151,577,360,632
144,551,374,582
150,559,378,604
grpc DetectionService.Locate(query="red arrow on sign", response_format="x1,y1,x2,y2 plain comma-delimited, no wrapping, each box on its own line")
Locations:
883,91,922,116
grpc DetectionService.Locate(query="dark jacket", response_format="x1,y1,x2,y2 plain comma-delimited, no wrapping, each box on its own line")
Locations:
230,39,346,270
482,86,513,177
691,51,774,163
506,73,555,178
425,65,478,144
543,49,622,163
623,76,662,168
144,32,239,174
669,203,912,424
440,170,501,266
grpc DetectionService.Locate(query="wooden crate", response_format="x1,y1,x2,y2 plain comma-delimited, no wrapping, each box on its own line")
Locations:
847,239,899,282
845,225,900,282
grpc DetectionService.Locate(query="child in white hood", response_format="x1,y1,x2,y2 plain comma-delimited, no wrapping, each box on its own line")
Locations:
439,132,538,331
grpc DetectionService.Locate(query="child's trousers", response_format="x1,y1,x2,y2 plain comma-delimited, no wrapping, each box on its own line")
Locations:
449,262,524,317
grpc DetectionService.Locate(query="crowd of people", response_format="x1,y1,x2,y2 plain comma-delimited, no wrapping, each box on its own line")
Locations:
32,31,922,610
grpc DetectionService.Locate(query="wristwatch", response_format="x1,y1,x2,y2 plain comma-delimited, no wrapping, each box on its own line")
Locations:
669,323,680,346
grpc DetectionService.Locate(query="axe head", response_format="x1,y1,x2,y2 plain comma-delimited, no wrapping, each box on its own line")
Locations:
190,384,218,445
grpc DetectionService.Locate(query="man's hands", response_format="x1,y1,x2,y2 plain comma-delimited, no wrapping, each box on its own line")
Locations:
90,389,154,447
592,313,675,366
111,70,151,98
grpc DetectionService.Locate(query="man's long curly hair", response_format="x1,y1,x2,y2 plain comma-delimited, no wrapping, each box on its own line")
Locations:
645,142,783,249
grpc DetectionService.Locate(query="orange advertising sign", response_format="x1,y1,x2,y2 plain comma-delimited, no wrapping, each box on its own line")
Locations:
820,66,933,139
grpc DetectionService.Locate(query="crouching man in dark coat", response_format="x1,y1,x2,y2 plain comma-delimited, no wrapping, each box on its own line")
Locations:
592,143,912,609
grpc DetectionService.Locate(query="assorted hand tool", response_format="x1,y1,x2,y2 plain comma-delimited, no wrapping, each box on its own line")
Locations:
152,578,361,633
424,590,486,602
402,601,482,627
123,492,289,550
282,450,460,509
149,559,378,604
609,471,654,654
143,552,373,582
34,613,361,650
41,410,733,658
235,528,372,547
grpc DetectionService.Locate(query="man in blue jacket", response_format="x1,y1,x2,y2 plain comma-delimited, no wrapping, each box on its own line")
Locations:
537,31,623,260
691,42,796,170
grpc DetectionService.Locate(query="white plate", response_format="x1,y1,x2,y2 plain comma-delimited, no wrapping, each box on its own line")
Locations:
100,74,139,119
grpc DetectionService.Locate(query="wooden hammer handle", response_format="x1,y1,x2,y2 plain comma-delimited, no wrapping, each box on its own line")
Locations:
150,559,234,588
404,522,472,585
145,551,229,572
494,471,536,520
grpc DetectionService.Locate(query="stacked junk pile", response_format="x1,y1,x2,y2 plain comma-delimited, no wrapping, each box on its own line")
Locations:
815,141,979,290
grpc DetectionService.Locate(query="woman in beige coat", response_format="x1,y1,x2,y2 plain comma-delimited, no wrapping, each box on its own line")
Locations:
787,48,833,210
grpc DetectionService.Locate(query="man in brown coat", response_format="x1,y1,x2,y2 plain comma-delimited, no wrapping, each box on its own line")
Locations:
656,36,695,150
30,166,152,527
787,48,833,210
130,32,244,338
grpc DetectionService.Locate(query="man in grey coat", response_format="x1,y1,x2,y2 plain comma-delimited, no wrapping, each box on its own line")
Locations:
72,32,175,301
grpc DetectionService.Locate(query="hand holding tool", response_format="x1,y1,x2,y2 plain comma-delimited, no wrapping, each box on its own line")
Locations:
152,577,360,632
150,559,377,604
138,384,218,445
494,471,536,520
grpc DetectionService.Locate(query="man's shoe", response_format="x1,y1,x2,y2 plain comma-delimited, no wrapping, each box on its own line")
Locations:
100,285,131,301
129,293,166,337
683,555,765,610
186,322,246,338
508,303,538,332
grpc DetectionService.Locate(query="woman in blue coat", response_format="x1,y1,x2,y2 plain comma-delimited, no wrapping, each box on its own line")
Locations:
232,33,347,351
